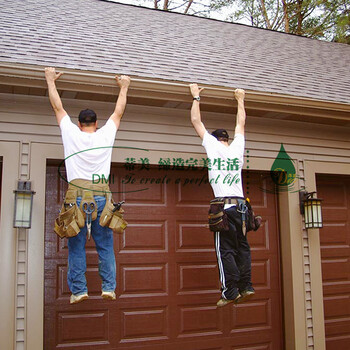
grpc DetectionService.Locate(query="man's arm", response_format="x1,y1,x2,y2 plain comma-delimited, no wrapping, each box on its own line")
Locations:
234,89,246,136
45,67,67,125
109,75,131,129
189,83,206,139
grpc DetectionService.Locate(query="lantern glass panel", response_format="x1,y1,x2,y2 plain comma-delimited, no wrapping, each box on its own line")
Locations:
14,192,32,228
305,202,313,229
315,200,323,228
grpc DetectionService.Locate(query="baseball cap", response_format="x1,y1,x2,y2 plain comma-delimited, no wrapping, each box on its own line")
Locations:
211,129,229,140
78,109,97,124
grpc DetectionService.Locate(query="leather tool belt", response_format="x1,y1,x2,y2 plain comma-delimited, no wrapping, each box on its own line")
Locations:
54,179,128,238
208,196,262,234
223,197,241,205
208,197,229,232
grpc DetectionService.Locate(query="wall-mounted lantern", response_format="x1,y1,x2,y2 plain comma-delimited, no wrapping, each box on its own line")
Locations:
299,190,323,229
13,181,35,229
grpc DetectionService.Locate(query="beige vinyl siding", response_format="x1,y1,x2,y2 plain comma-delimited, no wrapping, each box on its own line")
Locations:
1,93,349,159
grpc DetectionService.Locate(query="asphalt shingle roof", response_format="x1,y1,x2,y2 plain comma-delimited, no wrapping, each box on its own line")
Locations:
0,0,349,103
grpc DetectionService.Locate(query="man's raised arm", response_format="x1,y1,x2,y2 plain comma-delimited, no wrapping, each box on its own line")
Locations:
189,83,206,139
234,89,246,136
45,67,67,125
109,75,131,129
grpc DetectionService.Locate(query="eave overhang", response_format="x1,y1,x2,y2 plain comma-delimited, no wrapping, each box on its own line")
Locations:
0,62,349,125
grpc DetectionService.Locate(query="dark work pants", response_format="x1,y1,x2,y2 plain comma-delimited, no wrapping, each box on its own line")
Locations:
214,206,252,300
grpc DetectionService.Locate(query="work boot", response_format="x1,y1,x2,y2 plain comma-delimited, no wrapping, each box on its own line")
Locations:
101,291,116,300
70,293,88,304
236,287,255,304
216,293,241,307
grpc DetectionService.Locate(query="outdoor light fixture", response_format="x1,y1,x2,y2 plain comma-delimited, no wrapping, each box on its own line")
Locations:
299,190,323,229
13,181,35,229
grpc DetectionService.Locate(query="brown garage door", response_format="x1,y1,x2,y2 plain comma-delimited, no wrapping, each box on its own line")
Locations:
45,164,283,350
317,174,350,349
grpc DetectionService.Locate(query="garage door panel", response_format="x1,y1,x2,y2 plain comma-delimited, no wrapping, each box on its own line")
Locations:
229,329,272,345
45,166,283,349
320,183,347,208
317,174,350,350
232,299,271,331
176,303,224,338
119,263,168,297
324,295,350,319
118,220,168,253
324,336,350,350
176,221,214,252
248,191,268,210
177,262,219,295
323,282,350,296
325,321,350,338
119,179,168,206
321,223,349,246
322,259,350,282
175,181,212,207
119,305,169,343
232,342,272,350
321,247,350,260
251,259,270,289
56,309,110,346
248,223,270,250
322,210,348,222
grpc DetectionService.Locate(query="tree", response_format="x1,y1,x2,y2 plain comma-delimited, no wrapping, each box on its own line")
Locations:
211,0,350,43
136,0,213,16
115,0,349,43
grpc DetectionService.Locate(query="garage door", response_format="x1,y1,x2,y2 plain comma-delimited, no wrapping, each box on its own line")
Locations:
45,164,283,349
317,174,350,349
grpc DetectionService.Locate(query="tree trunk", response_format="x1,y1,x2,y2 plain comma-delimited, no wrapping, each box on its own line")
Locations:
184,0,193,14
297,0,303,35
282,0,289,33
259,0,272,29
163,0,169,10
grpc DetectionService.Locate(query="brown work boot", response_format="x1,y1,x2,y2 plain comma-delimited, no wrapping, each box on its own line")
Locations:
236,287,255,304
216,293,241,307
101,291,116,300
70,293,88,304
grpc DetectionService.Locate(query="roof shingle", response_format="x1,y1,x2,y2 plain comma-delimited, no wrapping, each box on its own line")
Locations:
0,0,349,103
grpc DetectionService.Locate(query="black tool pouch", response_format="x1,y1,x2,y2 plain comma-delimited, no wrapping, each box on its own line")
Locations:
208,198,229,232
245,200,262,232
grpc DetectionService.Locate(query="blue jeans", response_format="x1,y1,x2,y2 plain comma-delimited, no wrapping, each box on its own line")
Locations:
67,196,116,295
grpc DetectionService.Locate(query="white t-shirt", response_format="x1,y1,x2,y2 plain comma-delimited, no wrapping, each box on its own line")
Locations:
60,115,117,182
202,131,245,198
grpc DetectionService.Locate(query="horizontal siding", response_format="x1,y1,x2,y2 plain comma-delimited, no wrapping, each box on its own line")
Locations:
0,94,349,167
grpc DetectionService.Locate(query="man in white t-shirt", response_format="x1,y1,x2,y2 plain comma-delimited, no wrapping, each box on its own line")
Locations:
189,83,254,307
45,67,130,304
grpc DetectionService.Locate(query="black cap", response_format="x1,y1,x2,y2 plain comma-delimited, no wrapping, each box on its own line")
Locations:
78,109,97,124
211,129,229,140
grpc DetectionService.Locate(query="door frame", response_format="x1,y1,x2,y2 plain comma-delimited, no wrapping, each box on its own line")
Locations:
0,141,20,350
303,160,350,350
28,142,298,349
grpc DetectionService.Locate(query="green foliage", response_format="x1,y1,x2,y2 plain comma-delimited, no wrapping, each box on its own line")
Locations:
118,0,349,43
221,0,350,43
